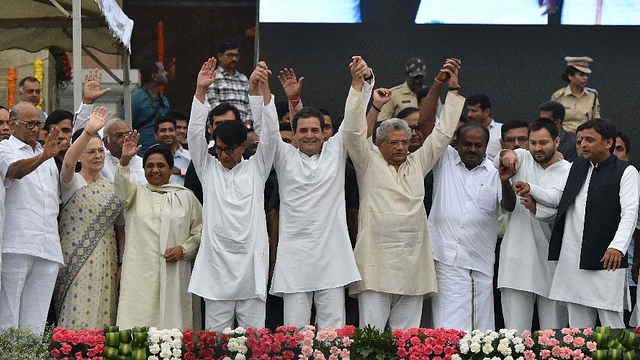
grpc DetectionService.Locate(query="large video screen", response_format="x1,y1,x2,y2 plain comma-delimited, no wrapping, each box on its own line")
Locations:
259,0,640,25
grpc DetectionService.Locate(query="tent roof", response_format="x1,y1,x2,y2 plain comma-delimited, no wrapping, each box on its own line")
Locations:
0,0,133,54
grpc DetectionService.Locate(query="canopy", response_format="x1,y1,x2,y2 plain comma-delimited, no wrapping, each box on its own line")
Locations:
0,0,132,54
0,0,134,121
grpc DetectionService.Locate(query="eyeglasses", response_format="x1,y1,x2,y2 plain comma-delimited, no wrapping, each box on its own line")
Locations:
13,118,44,129
386,140,410,148
409,124,423,132
216,145,240,156
111,131,132,140
83,148,105,156
223,52,239,59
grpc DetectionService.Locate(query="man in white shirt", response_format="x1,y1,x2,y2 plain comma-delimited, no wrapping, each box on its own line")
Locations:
496,118,571,333
344,57,464,331
466,93,502,161
254,59,370,330
187,58,278,331
514,118,639,328
153,116,191,186
428,120,501,332
0,102,66,334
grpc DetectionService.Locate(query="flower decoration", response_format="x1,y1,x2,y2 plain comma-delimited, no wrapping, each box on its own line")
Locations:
8,67,16,108
33,58,44,109
457,329,525,360
49,46,73,89
49,326,105,360
149,327,183,360
393,327,463,360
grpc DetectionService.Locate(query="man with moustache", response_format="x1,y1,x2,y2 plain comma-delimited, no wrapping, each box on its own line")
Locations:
18,77,47,122
0,106,12,140
495,118,571,333
514,119,638,328
0,102,65,334
206,38,252,126
428,121,501,332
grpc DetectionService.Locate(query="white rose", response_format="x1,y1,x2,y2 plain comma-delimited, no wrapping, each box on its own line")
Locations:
470,342,481,353
482,343,494,354
515,344,525,353
149,343,161,354
235,327,246,334
460,343,470,354
236,354,246,360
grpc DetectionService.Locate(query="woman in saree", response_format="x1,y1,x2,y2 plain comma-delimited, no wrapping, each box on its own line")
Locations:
114,132,202,330
54,106,124,329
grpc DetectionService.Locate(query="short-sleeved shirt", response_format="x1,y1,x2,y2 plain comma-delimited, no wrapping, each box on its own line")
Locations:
205,67,252,123
0,136,62,264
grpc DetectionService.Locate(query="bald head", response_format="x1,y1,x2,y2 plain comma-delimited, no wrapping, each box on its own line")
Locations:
104,119,132,158
10,102,41,145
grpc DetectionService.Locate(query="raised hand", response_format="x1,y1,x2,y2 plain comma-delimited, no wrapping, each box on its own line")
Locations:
197,57,217,89
436,58,461,89
278,68,304,100
85,106,112,135
120,131,141,165
42,127,66,159
82,69,111,104
372,88,392,108
349,56,370,91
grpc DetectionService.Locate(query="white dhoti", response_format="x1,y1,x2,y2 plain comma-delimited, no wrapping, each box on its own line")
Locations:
431,261,494,332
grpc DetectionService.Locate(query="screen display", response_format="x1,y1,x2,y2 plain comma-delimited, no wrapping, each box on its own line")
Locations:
259,0,640,25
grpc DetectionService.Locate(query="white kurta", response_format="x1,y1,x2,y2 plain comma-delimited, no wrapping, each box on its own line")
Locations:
530,164,639,311
187,95,277,302
429,149,501,277
496,149,571,295
252,85,373,295
115,165,202,330
343,88,465,297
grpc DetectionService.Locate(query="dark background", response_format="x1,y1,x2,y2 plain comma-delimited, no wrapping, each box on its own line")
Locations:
123,1,640,165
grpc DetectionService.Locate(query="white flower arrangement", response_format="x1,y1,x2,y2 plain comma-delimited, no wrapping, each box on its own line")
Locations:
458,329,526,360
222,326,249,360
148,327,183,360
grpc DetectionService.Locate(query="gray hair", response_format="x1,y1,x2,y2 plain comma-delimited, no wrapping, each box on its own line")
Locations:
376,118,411,141
103,118,131,140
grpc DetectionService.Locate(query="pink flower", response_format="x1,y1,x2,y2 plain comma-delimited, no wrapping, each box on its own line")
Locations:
563,335,574,344
573,337,585,347
586,342,597,351
525,337,535,347
524,350,536,360
60,343,72,355
541,349,551,359
583,328,593,336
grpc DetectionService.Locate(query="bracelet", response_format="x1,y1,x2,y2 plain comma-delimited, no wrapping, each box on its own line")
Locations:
364,70,374,81
372,104,382,112
448,86,460,91
288,96,300,103
84,129,95,136
434,76,445,84
180,245,186,257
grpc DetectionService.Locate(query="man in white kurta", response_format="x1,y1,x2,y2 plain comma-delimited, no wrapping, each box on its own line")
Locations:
187,59,278,331
495,119,571,333
428,122,501,332
520,120,639,328
0,102,64,334
344,58,465,330
253,62,371,330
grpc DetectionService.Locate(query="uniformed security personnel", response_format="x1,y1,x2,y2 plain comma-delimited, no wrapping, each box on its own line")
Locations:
551,56,600,134
374,57,427,122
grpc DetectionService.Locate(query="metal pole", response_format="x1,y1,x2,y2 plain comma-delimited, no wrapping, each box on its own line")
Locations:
72,0,82,109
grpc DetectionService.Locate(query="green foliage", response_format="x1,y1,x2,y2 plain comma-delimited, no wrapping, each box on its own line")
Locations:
0,326,52,360
349,325,399,360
